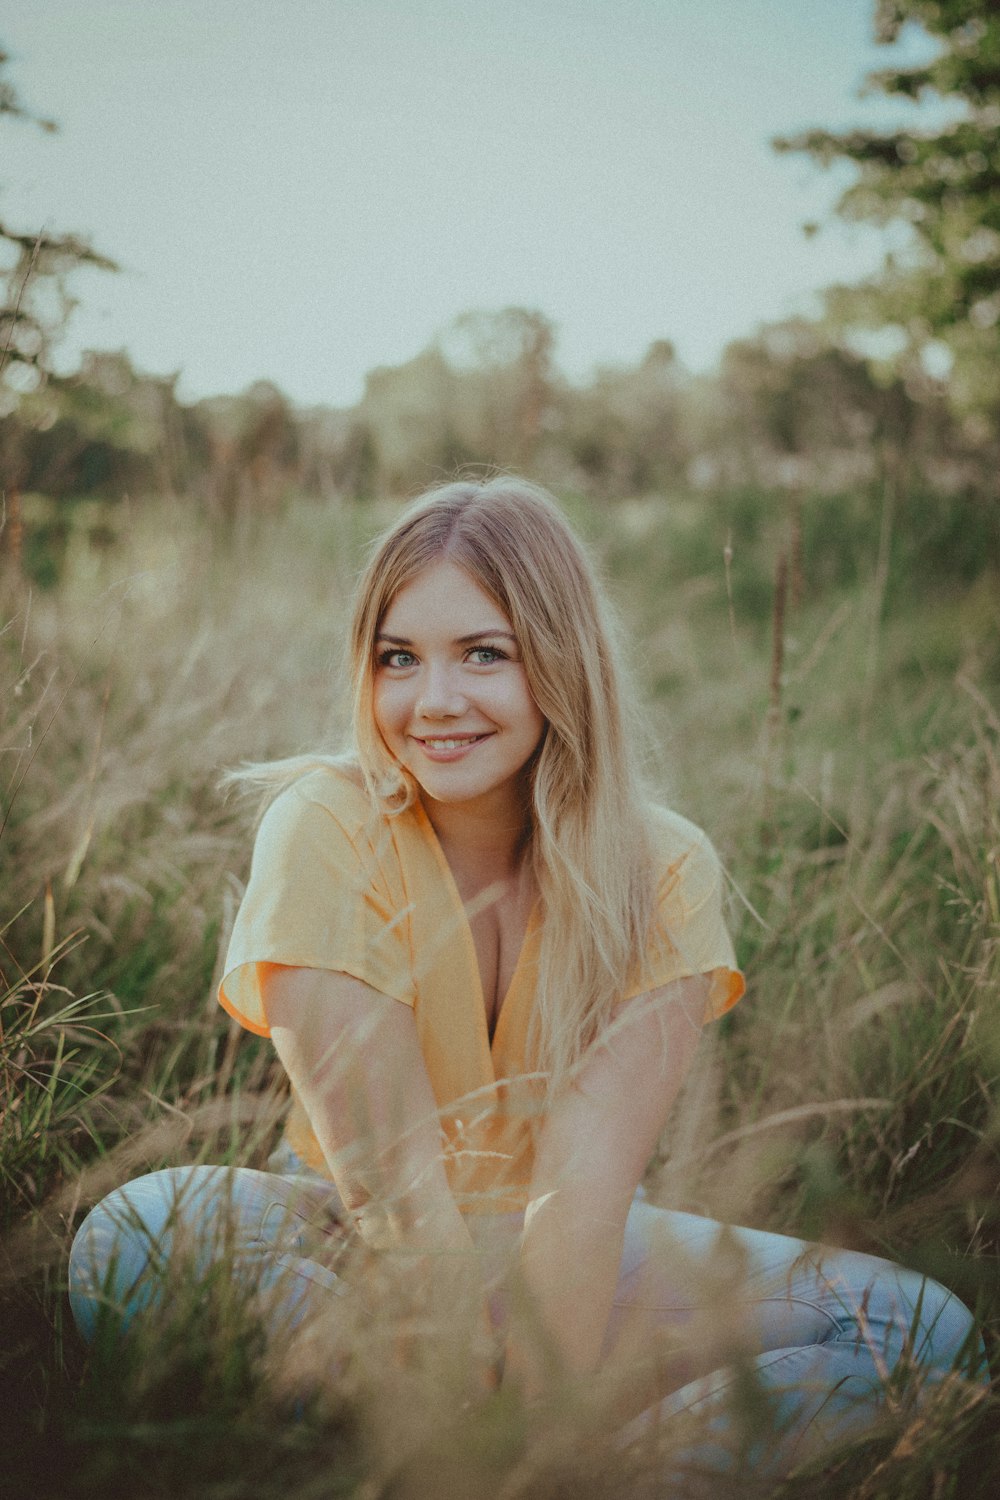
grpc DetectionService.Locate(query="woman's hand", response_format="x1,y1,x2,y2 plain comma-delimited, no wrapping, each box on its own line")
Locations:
263,966,490,1383
505,974,708,1399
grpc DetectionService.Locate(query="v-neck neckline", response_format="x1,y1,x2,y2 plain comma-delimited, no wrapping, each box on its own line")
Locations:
412,797,538,1062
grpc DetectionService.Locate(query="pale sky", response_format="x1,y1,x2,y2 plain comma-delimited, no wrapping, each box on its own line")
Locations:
3,0,951,409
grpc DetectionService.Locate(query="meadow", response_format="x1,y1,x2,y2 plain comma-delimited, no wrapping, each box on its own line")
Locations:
1,481,998,1498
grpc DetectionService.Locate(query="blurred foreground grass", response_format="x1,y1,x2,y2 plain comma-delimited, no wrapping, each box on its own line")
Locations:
1,485,998,1497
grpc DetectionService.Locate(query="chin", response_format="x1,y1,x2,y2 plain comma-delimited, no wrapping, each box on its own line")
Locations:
417,779,484,806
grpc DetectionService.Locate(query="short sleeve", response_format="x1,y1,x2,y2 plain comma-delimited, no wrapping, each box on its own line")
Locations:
626,818,745,1022
218,776,416,1036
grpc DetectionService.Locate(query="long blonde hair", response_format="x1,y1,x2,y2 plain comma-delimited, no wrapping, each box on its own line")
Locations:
348,477,658,1083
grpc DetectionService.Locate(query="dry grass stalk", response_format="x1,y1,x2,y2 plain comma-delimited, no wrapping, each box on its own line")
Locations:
788,488,804,612
723,528,736,645
760,546,789,840
2,486,24,569
769,547,788,726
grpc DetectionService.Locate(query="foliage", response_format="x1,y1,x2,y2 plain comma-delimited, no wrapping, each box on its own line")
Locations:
0,942,118,1223
0,47,116,408
556,339,690,494
774,0,1000,432
8,297,1000,599
356,307,559,494
703,318,919,490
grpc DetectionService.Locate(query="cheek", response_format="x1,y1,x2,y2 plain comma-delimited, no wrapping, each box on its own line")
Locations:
508,681,546,744
372,678,402,737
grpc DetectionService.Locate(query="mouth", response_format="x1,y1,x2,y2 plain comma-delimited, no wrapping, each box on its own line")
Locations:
413,733,492,760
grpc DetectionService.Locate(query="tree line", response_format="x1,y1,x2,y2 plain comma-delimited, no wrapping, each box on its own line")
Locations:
2,0,999,565
1,308,992,510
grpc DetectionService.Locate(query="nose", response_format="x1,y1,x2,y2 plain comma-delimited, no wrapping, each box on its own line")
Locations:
415,660,467,720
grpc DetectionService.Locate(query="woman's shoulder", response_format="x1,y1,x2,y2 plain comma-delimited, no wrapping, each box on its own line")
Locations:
645,801,714,855
644,803,722,889
251,759,410,891
280,758,365,806
261,758,374,841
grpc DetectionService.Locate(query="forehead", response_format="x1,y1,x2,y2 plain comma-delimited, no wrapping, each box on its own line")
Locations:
380,559,510,629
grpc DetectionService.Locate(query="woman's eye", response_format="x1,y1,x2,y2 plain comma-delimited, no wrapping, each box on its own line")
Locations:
468,645,507,665
378,649,417,669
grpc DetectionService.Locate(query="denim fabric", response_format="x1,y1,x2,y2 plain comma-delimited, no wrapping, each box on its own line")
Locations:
607,1202,986,1480
68,1164,346,1343
68,1164,986,1478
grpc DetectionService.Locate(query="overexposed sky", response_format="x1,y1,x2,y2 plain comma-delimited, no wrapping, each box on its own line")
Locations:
3,0,950,408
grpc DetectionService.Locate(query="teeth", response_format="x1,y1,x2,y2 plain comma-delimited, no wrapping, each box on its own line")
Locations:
423,737,479,750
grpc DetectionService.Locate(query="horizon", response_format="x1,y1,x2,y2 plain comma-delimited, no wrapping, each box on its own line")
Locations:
3,0,955,408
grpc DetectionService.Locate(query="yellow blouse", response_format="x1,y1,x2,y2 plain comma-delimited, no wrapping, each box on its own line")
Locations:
219,766,744,1213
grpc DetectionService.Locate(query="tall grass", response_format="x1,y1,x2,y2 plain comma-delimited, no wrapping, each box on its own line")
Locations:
1,486,997,1496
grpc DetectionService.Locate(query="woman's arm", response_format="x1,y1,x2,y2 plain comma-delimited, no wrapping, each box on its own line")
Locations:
265,968,496,1383
508,974,708,1394
263,965,470,1254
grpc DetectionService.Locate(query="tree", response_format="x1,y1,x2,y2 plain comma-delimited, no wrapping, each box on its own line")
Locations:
705,319,917,491
559,340,689,496
774,1,1000,439
353,309,560,494
1,45,117,560
1,47,116,398
359,343,464,495
439,307,558,472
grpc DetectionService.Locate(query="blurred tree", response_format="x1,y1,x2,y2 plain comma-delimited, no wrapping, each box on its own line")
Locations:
190,381,303,519
440,307,557,471
0,46,117,398
359,344,464,495
706,318,920,491
297,405,374,501
354,309,559,494
1,44,116,560
560,339,688,495
235,381,300,500
774,0,1000,442
17,351,184,499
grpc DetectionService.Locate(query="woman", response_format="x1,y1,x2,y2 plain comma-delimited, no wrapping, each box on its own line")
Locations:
69,477,983,1481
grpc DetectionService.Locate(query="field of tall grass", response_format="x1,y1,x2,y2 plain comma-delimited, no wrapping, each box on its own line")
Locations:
2,483,998,1497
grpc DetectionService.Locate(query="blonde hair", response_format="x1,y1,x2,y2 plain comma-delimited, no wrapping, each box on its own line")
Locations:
348,477,657,1084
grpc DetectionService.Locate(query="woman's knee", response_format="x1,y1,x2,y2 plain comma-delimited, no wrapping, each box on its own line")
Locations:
68,1166,238,1340
847,1257,985,1382
69,1184,161,1340
67,1165,334,1343
898,1269,985,1378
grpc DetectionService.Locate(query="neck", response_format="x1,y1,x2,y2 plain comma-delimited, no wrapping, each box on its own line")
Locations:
420,787,532,884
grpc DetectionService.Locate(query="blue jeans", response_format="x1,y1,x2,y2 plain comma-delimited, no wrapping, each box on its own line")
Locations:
69,1159,986,1480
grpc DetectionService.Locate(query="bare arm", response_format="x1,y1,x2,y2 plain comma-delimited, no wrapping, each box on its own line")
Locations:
263,967,498,1384
263,965,470,1253
508,974,708,1393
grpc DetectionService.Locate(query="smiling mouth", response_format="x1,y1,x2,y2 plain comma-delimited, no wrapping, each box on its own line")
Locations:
415,734,491,751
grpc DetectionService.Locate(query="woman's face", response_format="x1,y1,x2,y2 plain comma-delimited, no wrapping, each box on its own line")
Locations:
372,559,545,820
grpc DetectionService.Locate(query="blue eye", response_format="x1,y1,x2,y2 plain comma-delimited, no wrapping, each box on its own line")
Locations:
377,648,417,669
467,645,507,664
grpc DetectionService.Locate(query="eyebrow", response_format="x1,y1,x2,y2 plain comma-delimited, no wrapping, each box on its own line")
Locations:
375,630,518,646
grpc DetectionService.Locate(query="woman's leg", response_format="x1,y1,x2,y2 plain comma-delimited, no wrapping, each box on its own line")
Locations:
604,1202,986,1480
68,1165,346,1343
